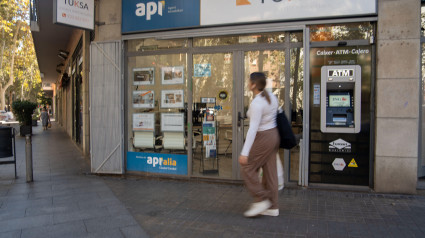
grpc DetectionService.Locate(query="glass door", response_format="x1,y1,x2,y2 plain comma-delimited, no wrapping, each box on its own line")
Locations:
241,48,304,183
191,31,304,182
192,52,233,178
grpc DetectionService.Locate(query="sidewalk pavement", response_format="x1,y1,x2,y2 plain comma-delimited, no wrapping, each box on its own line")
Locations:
1,122,425,238
0,122,148,238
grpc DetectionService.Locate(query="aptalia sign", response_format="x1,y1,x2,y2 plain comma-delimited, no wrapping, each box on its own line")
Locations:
127,152,188,175
122,0,200,33
53,0,94,30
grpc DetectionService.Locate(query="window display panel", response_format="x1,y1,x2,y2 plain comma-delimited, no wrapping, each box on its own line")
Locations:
192,53,233,178
127,53,188,176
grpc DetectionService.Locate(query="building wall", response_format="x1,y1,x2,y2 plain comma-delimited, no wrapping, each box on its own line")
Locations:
94,0,122,41
375,0,421,194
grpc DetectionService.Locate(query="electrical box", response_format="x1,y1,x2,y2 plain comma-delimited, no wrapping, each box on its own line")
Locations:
320,65,361,133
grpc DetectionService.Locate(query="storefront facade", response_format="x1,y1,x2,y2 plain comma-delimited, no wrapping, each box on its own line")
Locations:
32,0,423,194
110,0,378,187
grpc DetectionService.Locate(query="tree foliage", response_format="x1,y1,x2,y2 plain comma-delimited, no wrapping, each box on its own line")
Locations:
0,0,42,110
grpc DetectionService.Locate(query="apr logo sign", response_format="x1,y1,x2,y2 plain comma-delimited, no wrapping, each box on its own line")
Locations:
135,1,164,20
329,138,351,153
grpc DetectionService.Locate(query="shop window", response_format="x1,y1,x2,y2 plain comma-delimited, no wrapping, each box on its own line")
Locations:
193,32,286,47
127,53,188,168
127,38,188,52
310,22,373,42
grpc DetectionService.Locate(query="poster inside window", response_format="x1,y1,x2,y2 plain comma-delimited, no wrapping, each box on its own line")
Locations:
133,90,154,108
162,66,184,84
133,113,155,131
161,89,184,108
161,113,184,132
133,68,155,85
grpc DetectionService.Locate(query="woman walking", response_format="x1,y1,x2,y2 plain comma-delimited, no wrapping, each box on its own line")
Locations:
239,72,280,217
40,107,50,130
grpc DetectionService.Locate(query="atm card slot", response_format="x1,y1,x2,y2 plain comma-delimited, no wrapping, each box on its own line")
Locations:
332,114,347,125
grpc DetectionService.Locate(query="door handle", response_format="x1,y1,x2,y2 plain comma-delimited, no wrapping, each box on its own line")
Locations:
238,112,246,127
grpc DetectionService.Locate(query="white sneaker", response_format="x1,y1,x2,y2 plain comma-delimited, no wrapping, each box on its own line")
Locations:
243,199,272,217
261,209,279,217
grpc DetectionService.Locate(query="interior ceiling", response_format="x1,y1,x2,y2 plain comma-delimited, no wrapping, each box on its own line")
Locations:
31,1,74,84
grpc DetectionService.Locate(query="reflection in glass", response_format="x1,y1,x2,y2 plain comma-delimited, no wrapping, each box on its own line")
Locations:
127,38,188,52
422,6,425,37
289,48,304,182
194,32,286,47
310,22,373,42
290,32,303,43
192,53,233,178
422,44,425,166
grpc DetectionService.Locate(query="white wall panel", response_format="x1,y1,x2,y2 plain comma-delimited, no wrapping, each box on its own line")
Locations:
90,41,123,174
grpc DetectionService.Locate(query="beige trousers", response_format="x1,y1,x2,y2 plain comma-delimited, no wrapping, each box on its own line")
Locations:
241,127,280,209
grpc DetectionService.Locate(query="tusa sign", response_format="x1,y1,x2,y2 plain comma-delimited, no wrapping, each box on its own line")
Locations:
127,152,188,175
64,0,90,10
54,0,94,30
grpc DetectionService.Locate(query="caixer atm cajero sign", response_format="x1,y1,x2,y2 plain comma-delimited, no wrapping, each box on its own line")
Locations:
127,152,188,175
53,0,94,30
122,0,376,34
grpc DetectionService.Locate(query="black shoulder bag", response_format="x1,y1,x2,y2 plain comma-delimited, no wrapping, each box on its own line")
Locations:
276,110,297,149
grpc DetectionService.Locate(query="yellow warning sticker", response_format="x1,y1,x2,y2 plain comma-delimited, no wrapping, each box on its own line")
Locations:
348,158,358,168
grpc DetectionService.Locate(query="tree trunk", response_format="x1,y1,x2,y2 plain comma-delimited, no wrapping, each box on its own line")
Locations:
0,20,22,110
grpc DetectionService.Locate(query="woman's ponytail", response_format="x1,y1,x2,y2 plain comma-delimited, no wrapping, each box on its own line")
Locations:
261,90,271,104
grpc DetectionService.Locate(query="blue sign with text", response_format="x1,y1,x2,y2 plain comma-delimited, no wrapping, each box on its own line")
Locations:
127,151,188,175
122,0,200,33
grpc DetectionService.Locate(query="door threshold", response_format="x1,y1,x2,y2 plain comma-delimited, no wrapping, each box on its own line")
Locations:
307,183,372,193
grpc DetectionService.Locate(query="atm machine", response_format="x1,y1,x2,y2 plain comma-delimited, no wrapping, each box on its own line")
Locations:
320,65,361,134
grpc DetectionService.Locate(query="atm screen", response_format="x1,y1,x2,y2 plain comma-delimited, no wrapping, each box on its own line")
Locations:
328,92,351,107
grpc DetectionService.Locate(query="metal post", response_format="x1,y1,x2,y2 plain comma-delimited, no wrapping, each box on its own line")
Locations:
25,135,33,182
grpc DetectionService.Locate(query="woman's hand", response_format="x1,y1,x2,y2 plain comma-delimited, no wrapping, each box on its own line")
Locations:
239,155,248,165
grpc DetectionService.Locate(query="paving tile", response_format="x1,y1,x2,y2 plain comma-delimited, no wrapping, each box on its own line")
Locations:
53,207,110,224
84,214,137,233
0,207,26,222
20,220,87,238
0,230,21,238
0,214,53,233
120,225,150,238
